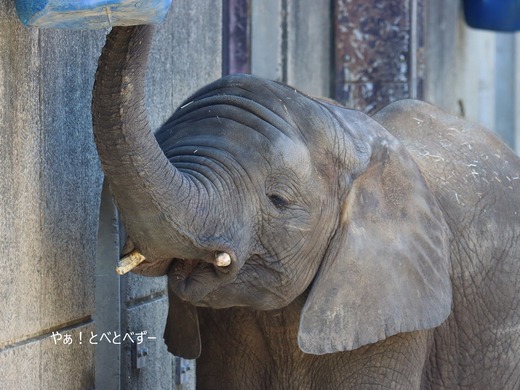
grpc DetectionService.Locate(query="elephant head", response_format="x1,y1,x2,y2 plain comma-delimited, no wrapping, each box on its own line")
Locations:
92,26,452,359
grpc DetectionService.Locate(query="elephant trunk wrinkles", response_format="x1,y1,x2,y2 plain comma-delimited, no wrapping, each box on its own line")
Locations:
92,25,204,261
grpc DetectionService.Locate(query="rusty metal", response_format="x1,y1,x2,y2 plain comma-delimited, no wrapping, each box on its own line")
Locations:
334,0,425,113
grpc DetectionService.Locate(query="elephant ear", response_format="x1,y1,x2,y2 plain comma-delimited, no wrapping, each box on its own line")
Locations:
298,104,452,354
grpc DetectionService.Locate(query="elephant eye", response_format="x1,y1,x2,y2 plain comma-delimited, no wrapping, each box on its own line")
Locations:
267,193,290,210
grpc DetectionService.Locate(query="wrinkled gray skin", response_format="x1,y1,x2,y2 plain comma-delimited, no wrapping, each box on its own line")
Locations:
92,26,520,389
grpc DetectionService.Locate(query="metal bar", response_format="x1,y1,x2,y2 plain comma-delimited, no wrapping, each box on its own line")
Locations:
95,179,121,390
223,0,251,75
410,0,418,98
333,0,412,112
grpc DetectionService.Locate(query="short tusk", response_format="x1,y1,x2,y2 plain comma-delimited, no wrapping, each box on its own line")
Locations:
215,252,231,267
116,250,146,275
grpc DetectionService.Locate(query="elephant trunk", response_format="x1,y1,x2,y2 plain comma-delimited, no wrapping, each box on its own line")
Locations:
92,26,204,261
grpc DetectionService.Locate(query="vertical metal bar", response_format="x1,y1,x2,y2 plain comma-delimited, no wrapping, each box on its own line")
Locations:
222,0,230,75
174,357,194,385
515,34,520,153
223,0,251,75
410,0,418,98
281,0,288,83
494,33,515,147
95,179,121,390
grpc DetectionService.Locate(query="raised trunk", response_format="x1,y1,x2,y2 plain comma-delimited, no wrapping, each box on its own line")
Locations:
92,26,203,260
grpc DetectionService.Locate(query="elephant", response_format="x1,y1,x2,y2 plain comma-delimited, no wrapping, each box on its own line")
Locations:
92,25,520,389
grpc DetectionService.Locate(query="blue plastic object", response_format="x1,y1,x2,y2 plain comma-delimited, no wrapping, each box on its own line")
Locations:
463,0,520,32
16,0,172,29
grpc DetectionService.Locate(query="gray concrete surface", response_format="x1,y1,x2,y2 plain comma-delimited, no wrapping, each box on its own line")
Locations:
1,0,221,388
0,1,103,388
425,0,519,151
251,0,332,97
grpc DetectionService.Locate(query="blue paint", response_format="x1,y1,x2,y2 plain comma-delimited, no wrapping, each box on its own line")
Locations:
16,0,172,29
463,0,520,32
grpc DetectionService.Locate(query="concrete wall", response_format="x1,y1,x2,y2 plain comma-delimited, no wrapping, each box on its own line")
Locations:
0,1,221,389
425,0,519,151
250,0,332,97
0,2,103,388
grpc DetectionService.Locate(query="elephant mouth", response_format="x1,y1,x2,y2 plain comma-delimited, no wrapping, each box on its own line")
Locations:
127,256,173,277
167,253,239,305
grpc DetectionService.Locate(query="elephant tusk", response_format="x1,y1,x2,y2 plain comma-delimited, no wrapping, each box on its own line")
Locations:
215,252,231,267
116,250,146,275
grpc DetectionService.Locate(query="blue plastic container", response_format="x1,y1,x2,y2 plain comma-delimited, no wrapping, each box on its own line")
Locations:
16,0,172,29
463,0,520,32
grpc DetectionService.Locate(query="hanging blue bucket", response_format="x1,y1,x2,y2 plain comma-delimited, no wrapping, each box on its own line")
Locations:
16,0,172,29
463,0,520,32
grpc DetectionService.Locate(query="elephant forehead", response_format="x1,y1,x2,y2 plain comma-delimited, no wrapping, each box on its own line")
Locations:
272,138,312,177
228,134,312,182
